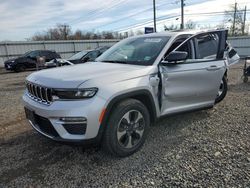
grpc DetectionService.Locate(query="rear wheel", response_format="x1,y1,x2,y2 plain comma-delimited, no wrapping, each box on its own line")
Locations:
215,76,228,104
103,99,150,157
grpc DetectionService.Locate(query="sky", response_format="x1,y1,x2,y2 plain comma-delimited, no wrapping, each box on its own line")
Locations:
0,0,249,41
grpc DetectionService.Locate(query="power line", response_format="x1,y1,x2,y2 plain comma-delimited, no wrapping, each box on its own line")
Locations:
90,1,175,30
69,0,129,25
115,10,250,32
65,0,250,32
98,2,250,32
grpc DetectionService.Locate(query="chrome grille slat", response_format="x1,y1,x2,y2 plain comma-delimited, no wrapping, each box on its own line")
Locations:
45,88,49,102
26,82,52,105
29,84,32,94
30,84,34,96
32,85,36,96
35,85,38,98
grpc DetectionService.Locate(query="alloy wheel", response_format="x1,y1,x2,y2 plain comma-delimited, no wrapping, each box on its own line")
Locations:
117,110,145,149
217,80,224,97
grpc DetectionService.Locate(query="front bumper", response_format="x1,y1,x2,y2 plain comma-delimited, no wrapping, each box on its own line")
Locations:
22,91,106,143
4,63,14,70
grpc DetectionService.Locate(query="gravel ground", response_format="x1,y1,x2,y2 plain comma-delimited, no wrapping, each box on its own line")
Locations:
0,62,249,187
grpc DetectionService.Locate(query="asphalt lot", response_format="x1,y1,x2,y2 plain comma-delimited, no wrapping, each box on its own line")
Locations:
0,62,249,187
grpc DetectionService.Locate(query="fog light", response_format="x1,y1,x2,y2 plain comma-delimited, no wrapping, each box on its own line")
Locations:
59,117,87,124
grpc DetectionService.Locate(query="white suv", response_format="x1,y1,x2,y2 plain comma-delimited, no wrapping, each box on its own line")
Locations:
23,29,239,157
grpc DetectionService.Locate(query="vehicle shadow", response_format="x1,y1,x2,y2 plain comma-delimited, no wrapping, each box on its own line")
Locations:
0,109,211,185
0,69,35,75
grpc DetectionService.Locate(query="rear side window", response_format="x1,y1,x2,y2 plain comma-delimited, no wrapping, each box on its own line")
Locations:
194,33,219,60
40,51,50,57
28,51,40,58
51,52,60,58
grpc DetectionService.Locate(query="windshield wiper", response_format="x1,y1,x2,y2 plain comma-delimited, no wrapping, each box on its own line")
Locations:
102,60,128,64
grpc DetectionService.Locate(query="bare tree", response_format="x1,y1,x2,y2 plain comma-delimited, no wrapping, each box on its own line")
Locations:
185,20,196,29
225,4,246,36
30,24,122,41
136,30,144,35
57,24,71,40
164,24,179,31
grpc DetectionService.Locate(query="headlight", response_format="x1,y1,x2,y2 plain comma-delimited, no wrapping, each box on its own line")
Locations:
8,60,15,64
52,88,98,100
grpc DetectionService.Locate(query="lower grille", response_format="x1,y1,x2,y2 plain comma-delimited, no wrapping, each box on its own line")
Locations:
62,123,87,135
26,82,52,105
34,114,59,137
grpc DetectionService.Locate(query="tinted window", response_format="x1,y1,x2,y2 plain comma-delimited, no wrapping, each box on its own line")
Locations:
195,33,219,59
24,51,40,58
165,38,192,59
68,51,88,60
86,51,99,60
40,51,50,57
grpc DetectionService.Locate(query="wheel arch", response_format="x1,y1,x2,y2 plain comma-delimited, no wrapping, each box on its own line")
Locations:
103,90,157,124
224,69,228,78
97,89,158,142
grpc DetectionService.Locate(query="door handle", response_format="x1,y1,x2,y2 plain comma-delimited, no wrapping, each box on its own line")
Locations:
206,65,221,71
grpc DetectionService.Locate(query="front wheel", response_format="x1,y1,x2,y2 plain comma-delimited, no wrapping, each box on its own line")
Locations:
103,99,150,157
14,64,26,72
215,76,228,104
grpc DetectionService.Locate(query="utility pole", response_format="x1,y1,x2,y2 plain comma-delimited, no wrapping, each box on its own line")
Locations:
232,2,237,36
153,0,157,32
180,0,184,29
242,5,247,35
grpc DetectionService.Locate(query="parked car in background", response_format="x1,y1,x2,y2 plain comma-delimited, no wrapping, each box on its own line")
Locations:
45,59,74,68
23,29,239,157
68,46,110,64
4,50,61,72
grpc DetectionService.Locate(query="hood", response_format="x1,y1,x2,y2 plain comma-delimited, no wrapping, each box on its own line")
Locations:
5,56,31,64
26,62,155,88
5,58,17,64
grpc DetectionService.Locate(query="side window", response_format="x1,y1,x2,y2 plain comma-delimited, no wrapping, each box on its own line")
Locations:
87,51,99,60
50,52,58,59
40,51,50,57
165,38,193,59
29,51,40,58
169,31,224,63
194,33,219,60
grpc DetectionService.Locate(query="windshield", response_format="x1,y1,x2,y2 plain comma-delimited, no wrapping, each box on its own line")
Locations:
23,51,39,57
96,36,170,66
68,51,87,60
23,51,31,57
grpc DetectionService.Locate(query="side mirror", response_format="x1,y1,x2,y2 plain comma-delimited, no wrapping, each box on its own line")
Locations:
162,51,188,64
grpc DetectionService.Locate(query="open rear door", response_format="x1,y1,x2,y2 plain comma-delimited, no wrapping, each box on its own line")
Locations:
225,42,240,66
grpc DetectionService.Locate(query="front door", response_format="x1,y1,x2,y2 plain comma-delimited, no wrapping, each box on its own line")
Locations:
160,30,227,115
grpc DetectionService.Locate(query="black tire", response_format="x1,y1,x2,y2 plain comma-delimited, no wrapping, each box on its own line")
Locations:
103,99,150,157
215,76,228,104
14,64,26,72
